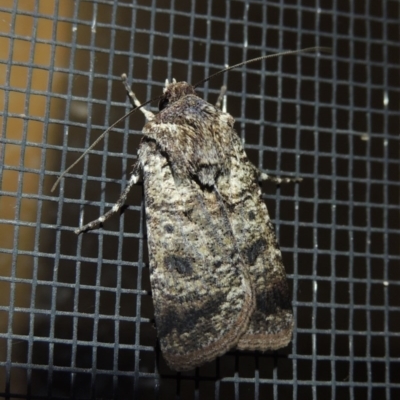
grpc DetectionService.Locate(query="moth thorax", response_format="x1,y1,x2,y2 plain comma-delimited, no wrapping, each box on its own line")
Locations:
159,81,197,110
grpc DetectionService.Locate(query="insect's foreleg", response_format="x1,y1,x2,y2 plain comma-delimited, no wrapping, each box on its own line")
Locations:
259,171,302,184
75,165,141,234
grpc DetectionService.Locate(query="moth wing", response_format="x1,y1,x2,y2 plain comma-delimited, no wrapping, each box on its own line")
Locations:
218,136,294,351
139,140,254,371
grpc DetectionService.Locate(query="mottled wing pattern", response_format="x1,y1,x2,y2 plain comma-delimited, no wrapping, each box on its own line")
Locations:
139,139,253,371
139,86,292,370
217,134,294,350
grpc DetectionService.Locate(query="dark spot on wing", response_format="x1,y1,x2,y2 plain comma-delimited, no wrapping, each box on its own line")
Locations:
246,238,267,265
164,255,192,274
183,208,194,219
251,283,292,333
256,283,292,315
164,224,174,233
156,292,226,340
248,211,256,220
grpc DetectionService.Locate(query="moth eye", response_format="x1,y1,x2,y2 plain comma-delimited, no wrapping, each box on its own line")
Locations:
159,97,169,110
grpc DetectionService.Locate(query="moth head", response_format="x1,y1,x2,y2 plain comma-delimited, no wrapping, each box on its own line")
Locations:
158,79,197,110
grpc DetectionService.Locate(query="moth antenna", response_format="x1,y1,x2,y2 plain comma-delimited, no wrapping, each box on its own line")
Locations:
51,95,158,192
193,46,331,89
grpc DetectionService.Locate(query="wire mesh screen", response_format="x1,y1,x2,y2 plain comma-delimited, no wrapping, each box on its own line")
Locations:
0,0,399,399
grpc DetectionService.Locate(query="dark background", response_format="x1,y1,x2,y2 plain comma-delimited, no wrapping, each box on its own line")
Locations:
0,0,399,399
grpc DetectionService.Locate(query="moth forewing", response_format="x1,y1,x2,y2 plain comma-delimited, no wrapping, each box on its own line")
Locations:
140,139,254,370
207,116,294,351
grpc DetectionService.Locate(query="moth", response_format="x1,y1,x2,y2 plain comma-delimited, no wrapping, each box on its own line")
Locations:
52,47,328,371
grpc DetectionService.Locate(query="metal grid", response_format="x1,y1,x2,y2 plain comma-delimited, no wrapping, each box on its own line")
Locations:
0,0,399,398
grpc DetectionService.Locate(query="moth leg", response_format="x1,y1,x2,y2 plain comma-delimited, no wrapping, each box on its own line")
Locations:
259,171,302,184
121,73,155,121
75,166,141,235
215,85,227,111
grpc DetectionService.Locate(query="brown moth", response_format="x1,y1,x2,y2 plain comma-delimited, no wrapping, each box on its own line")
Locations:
52,47,328,371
